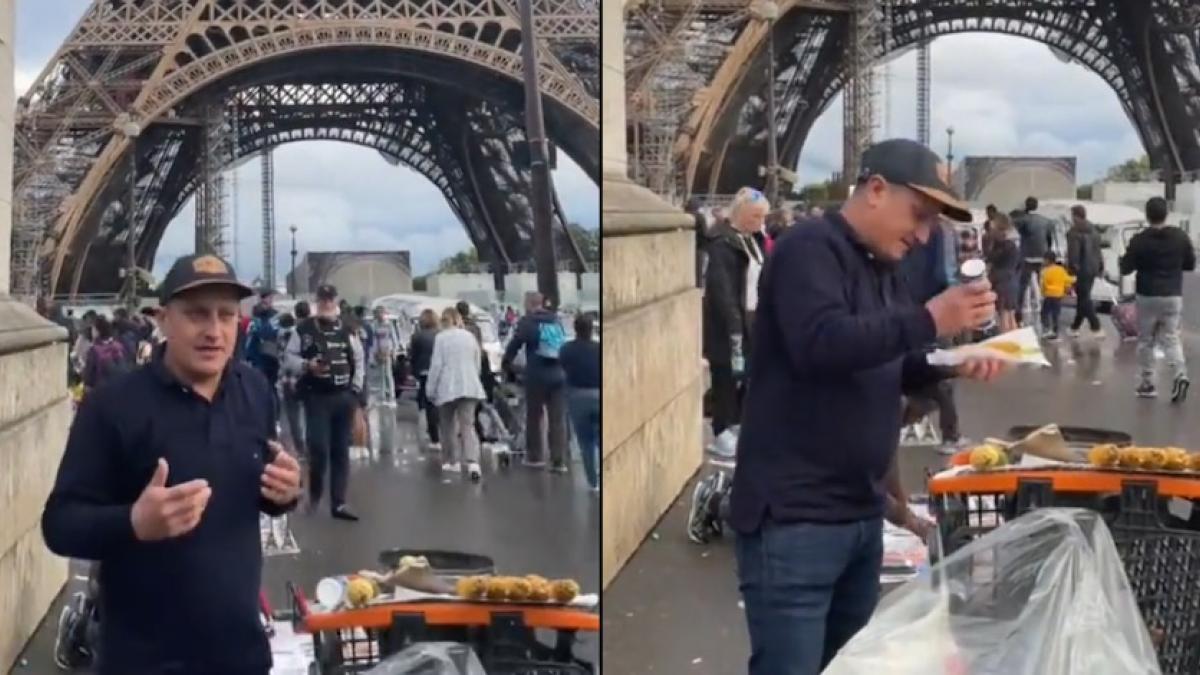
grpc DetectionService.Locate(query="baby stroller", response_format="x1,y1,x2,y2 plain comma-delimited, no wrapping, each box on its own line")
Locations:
54,565,102,670
481,379,525,468
687,466,734,545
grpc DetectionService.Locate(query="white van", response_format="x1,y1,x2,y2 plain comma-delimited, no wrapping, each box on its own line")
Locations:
371,293,503,373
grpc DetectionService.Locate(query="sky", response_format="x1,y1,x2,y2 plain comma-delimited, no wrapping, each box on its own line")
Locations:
17,4,1146,278
14,1,600,281
794,33,1144,188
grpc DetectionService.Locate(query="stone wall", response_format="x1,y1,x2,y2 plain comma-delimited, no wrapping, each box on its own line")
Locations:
600,0,704,589
0,303,70,672
0,3,73,669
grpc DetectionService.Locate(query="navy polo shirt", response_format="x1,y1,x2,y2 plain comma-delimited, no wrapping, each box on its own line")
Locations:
729,212,944,531
42,349,292,674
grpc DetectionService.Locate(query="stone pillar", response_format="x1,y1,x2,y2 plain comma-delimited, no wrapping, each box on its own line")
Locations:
0,2,73,670
601,0,704,589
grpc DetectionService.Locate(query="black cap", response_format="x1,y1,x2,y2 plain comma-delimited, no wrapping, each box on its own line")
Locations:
858,139,972,222
158,254,253,303
259,287,277,298
315,284,338,301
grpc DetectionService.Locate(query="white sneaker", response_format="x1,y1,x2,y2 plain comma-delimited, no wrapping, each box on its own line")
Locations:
467,462,482,481
1091,329,1105,340
441,461,461,473
429,442,442,451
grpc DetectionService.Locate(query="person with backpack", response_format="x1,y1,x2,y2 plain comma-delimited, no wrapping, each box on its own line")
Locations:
502,292,569,471
245,289,282,393
83,316,130,393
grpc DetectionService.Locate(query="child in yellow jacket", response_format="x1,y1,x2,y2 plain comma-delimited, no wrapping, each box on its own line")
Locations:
1040,251,1075,340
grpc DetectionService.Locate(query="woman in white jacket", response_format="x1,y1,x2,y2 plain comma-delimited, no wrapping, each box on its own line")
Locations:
427,306,487,480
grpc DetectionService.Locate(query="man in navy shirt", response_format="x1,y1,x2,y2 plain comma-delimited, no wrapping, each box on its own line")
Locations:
42,253,302,675
729,139,1008,675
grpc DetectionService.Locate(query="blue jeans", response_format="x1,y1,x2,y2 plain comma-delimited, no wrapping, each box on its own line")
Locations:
567,388,600,488
736,518,883,675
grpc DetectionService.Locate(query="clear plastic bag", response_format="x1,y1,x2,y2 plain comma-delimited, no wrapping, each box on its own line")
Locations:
363,642,486,675
824,508,1161,675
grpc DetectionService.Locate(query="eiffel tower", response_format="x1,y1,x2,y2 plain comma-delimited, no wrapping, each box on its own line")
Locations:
625,0,1200,198
12,0,599,299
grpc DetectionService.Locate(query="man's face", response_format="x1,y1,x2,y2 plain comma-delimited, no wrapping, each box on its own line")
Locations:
373,307,385,321
259,294,274,310
712,208,725,222
1072,213,1085,227
315,297,338,316
159,286,241,379
861,178,943,261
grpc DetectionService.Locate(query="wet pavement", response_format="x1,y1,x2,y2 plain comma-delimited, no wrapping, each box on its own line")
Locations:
602,276,1200,675
13,401,599,674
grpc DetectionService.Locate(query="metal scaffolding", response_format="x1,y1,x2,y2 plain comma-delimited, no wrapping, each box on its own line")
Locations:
195,101,233,257
262,148,277,290
842,0,881,183
916,40,931,146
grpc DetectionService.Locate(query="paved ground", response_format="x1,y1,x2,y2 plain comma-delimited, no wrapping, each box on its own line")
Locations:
602,276,1200,675
13,401,599,674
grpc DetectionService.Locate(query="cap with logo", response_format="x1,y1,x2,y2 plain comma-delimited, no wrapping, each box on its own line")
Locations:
316,284,339,301
158,254,254,303
858,139,972,222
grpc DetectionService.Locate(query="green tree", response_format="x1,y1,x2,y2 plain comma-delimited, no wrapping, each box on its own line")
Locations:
1076,184,1093,200
1104,155,1152,182
567,223,599,262
437,247,481,273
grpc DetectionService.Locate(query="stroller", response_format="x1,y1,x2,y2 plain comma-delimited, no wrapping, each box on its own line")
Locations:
54,565,102,670
1112,295,1138,340
480,379,525,468
687,466,733,544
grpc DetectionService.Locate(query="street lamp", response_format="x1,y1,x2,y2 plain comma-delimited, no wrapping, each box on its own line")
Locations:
946,126,955,178
289,225,298,298
752,0,781,205
118,117,143,308
517,0,560,308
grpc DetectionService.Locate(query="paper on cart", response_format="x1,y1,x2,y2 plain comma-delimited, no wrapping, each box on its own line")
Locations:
927,327,1050,367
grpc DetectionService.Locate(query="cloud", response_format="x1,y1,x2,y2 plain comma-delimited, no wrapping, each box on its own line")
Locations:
796,33,1144,187
152,142,595,281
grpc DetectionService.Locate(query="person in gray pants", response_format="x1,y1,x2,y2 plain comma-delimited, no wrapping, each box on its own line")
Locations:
1119,196,1196,402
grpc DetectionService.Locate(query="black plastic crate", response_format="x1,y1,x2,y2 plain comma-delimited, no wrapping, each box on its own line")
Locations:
932,478,1200,675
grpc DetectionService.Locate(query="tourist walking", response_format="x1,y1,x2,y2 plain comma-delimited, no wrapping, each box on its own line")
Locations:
502,292,570,471
1065,204,1105,338
1120,196,1195,402
427,307,487,481
410,309,442,448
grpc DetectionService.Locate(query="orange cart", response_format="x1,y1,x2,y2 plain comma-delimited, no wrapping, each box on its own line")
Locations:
928,466,1200,675
288,582,598,674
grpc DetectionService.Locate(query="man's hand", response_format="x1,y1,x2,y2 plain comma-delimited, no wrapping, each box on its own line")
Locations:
925,281,997,337
903,510,936,541
130,459,212,542
261,441,302,505
956,357,1009,382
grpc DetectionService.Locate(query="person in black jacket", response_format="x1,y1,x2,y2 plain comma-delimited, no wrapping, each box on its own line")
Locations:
409,309,441,446
42,254,301,675
703,187,769,437
1120,196,1196,402
1065,204,1105,337
729,140,1009,675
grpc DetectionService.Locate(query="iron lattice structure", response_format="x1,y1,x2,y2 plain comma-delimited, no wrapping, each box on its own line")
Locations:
626,0,1200,200
14,0,599,300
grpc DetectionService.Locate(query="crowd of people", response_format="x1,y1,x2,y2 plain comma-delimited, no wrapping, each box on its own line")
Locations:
688,137,1197,675
34,251,600,673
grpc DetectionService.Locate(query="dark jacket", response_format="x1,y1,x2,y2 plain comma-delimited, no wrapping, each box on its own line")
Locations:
559,338,600,390
502,309,567,387
729,212,945,531
42,353,289,674
899,224,950,305
1015,211,1056,260
1120,225,1196,297
703,222,759,366
986,235,1021,285
1066,222,1104,278
409,327,438,376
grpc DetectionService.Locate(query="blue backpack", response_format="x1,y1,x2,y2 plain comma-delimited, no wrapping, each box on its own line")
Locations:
535,321,567,360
